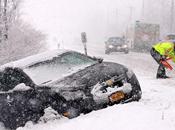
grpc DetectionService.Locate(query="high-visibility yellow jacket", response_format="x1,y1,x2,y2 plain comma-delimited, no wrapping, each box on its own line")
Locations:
153,41,175,62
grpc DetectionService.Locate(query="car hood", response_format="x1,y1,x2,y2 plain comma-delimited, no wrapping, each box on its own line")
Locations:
44,62,128,100
108,43,124,46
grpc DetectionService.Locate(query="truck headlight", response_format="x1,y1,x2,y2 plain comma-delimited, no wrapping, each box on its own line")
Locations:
108,45,113,48
122,45,128,48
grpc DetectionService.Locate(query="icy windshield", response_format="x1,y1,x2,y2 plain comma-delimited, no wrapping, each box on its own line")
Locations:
23,52,97,85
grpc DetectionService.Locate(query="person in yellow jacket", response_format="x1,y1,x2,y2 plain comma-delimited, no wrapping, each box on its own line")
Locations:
150,40,175,78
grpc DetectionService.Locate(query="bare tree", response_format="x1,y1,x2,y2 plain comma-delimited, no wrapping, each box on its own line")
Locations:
0,0,22,41
0,0,46,65
3,0,8,40
0,0,3,42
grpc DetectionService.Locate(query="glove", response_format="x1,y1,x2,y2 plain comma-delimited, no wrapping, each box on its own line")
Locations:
160,60,173,70
161,55,166,61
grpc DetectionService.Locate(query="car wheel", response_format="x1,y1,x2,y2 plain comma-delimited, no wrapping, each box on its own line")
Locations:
63,107,80,119
126,73,142,102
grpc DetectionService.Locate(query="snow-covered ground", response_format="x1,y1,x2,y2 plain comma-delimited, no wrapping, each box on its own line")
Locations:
0,0,174,129
0,44,173,130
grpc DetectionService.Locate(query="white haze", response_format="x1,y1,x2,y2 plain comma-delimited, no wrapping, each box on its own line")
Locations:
21,0,173,49
21,0,143,49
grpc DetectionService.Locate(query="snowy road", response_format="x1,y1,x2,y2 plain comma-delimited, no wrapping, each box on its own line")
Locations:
8,47,175,130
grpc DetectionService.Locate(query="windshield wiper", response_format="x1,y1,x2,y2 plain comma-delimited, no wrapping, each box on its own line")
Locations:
41,80,52,84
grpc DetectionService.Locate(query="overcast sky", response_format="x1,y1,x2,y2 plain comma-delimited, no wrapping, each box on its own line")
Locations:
21,0,172,48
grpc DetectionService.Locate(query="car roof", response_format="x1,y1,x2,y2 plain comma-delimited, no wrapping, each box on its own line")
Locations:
0,49,70,71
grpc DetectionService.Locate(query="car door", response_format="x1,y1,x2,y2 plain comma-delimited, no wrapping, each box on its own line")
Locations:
0,67,44,129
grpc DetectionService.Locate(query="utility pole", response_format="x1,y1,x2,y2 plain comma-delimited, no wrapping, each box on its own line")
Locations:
116,9,118,24
129,7,133,22
142,0,145,21
0,0,1,19
170,0,174,33
0,0,8,41
126,7,133,38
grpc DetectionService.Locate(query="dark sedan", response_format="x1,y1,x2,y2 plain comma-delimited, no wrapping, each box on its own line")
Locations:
105,37,129,54
0,49,141,129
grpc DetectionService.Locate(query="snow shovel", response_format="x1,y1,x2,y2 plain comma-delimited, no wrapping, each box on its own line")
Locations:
160,58,173,70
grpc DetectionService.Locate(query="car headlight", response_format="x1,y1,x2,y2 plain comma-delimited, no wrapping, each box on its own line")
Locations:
108,45,113,48
126,69,134,79
122,45,128,48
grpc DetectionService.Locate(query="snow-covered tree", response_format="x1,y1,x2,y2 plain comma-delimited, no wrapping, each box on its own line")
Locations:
0,0,46,65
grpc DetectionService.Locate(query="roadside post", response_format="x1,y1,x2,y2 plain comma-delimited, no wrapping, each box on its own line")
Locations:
81,32,87,56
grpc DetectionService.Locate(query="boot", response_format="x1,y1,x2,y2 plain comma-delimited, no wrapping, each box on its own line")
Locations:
156,75,170,79
156,64,169,79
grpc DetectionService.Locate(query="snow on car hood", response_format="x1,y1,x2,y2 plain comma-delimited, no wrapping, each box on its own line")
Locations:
24,63,94,85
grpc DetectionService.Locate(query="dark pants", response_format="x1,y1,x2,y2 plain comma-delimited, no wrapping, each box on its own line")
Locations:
150,48,166,78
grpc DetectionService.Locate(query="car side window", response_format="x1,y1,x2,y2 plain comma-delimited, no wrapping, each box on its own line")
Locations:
0,67,34,91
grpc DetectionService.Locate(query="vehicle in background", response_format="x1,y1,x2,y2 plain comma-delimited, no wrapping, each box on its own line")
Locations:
105,37,129,54
166,34,175,40
0,49,141,129
126,21,160,52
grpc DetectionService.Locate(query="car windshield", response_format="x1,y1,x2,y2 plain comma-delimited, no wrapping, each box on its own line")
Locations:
167,34,175,40
108,37,124,44
23,52,97,85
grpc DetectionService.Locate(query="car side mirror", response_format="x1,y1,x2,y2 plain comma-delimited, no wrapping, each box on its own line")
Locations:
12,83,32,91
98,58,103,63
93,56,103,63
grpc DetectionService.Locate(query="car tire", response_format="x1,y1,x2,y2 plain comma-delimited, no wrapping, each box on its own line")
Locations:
65,107,80,119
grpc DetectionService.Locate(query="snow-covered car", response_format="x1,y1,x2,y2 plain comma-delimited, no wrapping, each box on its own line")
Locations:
0,49,141,129
105,37,129,54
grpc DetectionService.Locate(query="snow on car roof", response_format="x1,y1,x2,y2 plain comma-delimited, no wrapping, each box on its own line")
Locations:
0,49,70,70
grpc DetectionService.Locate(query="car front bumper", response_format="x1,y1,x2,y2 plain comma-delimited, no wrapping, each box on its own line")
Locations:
106,46,129,52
